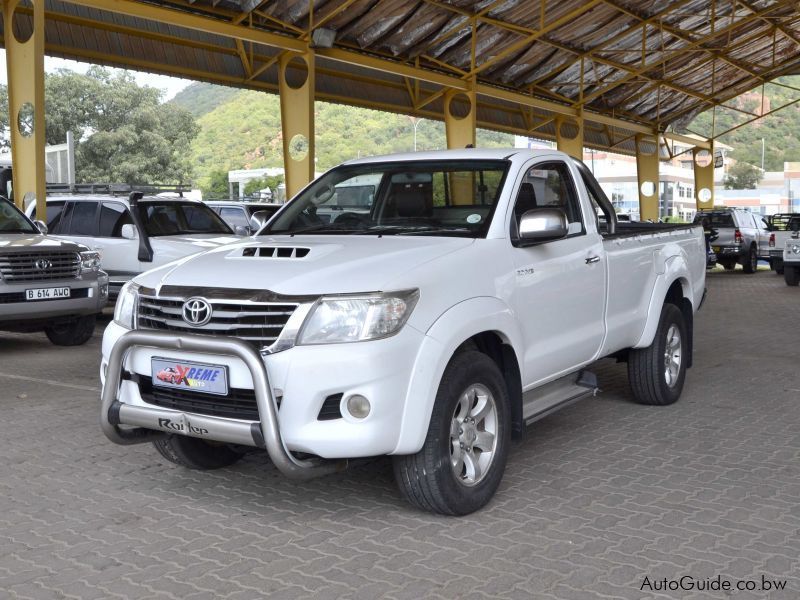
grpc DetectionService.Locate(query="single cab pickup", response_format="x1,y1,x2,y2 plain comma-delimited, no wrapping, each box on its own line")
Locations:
100,149,706,515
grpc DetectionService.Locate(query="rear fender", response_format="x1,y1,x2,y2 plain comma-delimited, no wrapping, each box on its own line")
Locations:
633,254,693,349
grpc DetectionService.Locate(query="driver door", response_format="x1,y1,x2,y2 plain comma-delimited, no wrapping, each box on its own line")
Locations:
509,159,607,387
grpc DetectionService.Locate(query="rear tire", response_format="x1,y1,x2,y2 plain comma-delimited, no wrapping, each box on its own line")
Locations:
742,245,757,274
784,265,799,287
393,351,510,515
153,436,243,470
44,314,96,346
628,304,687,406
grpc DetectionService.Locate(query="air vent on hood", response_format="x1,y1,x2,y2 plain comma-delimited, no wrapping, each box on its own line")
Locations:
242,246,310,258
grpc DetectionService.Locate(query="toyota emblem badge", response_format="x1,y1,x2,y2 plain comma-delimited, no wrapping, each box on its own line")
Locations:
35,258,52,270
182,297,212,326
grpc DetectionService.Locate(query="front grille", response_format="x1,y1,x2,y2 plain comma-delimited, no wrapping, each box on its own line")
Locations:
318,394,343,421
0,252,80,282
0,287,89,304
136,376,261,420
137,294,298,349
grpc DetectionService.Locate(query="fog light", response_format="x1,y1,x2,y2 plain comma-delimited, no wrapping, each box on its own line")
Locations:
346,395,371,419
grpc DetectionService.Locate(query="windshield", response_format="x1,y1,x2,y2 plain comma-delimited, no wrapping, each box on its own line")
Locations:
0,196,36,234
264,160,510,237
141,202,232,236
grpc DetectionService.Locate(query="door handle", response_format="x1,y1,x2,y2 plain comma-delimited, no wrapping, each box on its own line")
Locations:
585,256,601,264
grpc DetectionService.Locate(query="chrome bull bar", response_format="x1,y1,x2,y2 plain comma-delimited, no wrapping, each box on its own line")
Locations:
100,330,346,479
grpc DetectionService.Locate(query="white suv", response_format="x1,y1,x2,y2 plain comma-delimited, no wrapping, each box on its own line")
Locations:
29,194,240,297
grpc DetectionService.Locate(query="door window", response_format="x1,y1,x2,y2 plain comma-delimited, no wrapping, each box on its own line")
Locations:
98,202,134,237
512,162,584,236
66,201,98,236
31,201,67,233
219,207,250,229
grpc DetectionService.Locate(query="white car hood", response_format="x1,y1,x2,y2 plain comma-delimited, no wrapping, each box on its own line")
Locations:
138,235,474,295
152,233,241,249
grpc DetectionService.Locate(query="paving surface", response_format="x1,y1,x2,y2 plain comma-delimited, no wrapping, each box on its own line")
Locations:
0,268,798,599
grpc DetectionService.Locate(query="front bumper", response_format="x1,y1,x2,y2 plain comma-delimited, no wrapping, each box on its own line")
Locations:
0,273,108,322
101,320,425,471
101,330,347,479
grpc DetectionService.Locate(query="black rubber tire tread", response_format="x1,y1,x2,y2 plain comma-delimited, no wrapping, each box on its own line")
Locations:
628,304,687,406
742,245,757,274
44,314,96,346
784,266,799,286
392,350,510,516
153,436,243,470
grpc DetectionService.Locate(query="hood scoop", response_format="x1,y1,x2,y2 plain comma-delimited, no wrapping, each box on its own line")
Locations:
242,246,310,258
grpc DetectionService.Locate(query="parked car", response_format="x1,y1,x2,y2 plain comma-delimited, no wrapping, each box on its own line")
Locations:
99,149,706,515
28,194,239,297
205,201,283,235
782,226,800,286
693,208,770,273
766,213,800,274
0,196,108,345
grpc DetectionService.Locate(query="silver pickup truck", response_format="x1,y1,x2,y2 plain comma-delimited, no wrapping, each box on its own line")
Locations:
0,196,109,345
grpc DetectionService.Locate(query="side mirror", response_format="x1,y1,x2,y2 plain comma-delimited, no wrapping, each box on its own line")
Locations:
516,208,569,246
34,220,48,235
234,225,251,236
120,223,138,240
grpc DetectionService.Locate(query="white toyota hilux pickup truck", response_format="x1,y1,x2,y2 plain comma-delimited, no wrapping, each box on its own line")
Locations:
100,149,706,515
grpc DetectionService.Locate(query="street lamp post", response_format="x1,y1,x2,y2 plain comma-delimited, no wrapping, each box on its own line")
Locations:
411,117,425,152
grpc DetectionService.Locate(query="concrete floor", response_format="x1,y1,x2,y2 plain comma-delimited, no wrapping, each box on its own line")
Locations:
0,267,798,599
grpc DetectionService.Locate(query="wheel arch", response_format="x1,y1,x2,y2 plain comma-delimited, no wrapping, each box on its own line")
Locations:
392,297,523,455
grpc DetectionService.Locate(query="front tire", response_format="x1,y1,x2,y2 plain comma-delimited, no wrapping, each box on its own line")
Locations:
393,351,510,515
785,265,799,286
628,304,687,406
153,436,243,470
44,314,96,346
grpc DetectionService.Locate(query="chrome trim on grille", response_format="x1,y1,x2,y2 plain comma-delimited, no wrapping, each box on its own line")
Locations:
0,251,80,282
136,287,315,353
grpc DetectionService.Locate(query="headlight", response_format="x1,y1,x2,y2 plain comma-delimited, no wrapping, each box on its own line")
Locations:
297,289,419,345
80,250,102,273
114,282,139,329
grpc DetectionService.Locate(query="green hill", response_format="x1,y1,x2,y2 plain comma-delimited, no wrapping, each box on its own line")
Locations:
176,83,514,189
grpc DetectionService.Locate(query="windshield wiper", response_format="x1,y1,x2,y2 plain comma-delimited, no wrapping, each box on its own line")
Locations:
271,223,365,235
0,228,35,234
397,227,472,236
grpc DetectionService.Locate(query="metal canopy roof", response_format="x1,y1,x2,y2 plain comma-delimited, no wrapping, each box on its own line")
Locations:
6,0,800,155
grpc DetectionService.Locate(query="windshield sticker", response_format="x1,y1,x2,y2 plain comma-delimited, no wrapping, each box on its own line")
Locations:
466,214,482,224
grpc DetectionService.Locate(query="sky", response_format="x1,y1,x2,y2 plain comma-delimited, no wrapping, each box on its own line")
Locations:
0,51,192,101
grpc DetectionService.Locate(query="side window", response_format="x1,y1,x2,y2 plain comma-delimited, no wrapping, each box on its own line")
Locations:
98,202,134,237
512,162,583,233
31,201,67,232
219,207,249,229
67,201,99,236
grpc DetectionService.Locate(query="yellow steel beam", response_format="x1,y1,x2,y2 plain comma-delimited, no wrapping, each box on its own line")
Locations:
555,115,584,159
279,50,315,198
4,0,46,215
57,0,307,51
444,86,476,150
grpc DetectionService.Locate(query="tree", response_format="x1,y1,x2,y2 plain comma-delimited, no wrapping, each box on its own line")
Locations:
723,161,763,190
202,169,231,199
0,67,199,184
244,174,283,196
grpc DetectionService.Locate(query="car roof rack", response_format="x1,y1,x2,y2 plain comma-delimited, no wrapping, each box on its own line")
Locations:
45,183,190,197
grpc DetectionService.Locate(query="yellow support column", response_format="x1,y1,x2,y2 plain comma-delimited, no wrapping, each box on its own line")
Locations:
444,87,476,150
636,135,660,221
555,116,584,159
444,87,477,205
693,144,715,211
4,0,46,215
279,50,315,199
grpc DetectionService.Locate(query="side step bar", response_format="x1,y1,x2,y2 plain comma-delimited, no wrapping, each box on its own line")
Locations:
522,370,600,426
100,330,346,480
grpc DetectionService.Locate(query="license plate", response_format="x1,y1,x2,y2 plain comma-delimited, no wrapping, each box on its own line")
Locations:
26,287,70,301
151,358,228,395
712,246,720,253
